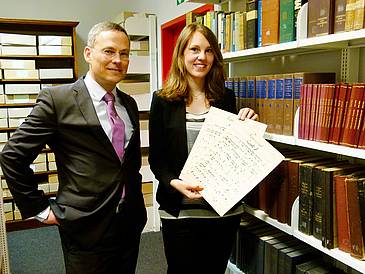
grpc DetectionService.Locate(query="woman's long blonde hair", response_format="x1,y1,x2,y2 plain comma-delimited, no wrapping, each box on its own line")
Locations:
158,23,226,104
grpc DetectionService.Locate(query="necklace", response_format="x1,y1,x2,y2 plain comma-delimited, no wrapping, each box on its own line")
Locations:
193,91,203,99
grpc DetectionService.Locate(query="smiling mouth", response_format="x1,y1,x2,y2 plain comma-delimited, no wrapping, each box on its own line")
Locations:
107,68,123,72
195,64,206,68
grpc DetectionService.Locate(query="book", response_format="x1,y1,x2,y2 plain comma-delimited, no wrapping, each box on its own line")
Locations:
321,164,363,248
284,247,322,274
262,0,280,46
307,0,335,38
303,84,314,140
354,0,365,30
247,0,259,49
338,83,353,144
339,83,365,147
357,177,365,256
266,75,276,133
295,259,325,274
258,0,262,47
271,238,303,274
283,73,294,136
334,0,348,33
335,172,354,253
345,177,365,260
298,159,336,235
239,76,247,109
234,77,241,112
280,0,295,43
308,84,320,140
264,235,295,274
294,72,336,140
247,76,256,111
274,74,285,135
327,83,341,143
330,83,349,144
186,11,206,25
277,243,310,273
305,262,341,273
345,0,357,31
256,75,268,123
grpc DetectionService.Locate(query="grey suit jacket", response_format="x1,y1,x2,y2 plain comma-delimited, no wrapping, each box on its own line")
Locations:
0,77,147,248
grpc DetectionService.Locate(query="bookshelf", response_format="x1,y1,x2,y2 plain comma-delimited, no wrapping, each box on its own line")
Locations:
113,13,159,233
163,0,365,273
0,18,79,232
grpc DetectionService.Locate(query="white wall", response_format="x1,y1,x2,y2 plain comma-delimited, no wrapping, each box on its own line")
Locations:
0,0,205,86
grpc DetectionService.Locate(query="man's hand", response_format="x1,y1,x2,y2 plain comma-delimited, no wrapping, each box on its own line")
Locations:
42,209,60,226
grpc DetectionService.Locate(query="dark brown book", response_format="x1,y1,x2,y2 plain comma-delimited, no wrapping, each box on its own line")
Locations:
330,83,349,144
308,0,335,38
339,83,365,147
271,238,303,274
277,243,310,273
261,0,280,46
298,159,336,235
284,247,322,274
264,235,294,274
295,259,325,274
345,177,365,260
334,0,347,33
246,0,259,49
283,73,294,136
305,262,342,273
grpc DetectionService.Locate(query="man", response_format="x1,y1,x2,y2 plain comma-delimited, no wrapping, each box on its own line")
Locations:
0,22,147,273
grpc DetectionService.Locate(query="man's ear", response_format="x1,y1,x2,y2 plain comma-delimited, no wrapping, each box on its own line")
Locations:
84,46,92,63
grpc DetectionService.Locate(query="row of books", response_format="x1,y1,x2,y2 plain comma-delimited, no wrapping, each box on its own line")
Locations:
299,82,365,149
187,0,308,52
245,148,365,260
229,212,354,273
225,72,335,136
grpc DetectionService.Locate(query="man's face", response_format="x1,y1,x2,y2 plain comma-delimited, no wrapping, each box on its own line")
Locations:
84,30,130,91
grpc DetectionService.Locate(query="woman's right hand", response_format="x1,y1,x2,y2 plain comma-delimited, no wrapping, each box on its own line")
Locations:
170,179,204,200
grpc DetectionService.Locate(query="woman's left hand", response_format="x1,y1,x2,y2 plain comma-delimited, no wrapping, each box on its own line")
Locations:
237,108,259,121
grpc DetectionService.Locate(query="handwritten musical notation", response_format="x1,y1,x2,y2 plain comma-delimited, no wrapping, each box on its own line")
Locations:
180,107,284,216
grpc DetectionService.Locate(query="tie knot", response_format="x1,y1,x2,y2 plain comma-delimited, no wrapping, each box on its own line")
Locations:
104,92,114,103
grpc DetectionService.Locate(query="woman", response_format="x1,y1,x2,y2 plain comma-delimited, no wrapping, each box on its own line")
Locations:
149,23,258,274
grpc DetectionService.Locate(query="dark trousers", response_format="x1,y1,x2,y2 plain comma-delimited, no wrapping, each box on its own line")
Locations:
58,210,141,274
161,214,242,274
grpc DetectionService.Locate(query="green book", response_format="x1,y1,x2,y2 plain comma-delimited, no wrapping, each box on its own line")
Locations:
279,0,295,43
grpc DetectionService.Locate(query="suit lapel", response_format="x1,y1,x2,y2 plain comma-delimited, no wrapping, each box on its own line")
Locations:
73,78,118,161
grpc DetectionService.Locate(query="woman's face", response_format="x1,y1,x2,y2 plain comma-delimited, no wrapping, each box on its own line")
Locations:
183,31,214,83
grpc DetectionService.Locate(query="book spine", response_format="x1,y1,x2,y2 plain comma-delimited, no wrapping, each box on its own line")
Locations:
247,0,259,49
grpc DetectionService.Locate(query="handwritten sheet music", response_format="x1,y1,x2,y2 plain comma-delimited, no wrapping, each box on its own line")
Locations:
180,107,284,216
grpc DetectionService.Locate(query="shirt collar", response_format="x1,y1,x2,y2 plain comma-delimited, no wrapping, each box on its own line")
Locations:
84,72,117,102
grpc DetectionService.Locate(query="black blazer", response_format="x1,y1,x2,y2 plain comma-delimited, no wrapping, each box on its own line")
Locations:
0,77,147,248
148,88,236,217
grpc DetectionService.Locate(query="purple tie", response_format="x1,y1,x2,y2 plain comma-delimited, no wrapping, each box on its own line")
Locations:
104,92,126,201
104,92,125,162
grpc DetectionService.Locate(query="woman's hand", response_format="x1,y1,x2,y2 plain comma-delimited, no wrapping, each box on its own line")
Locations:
170,179,204,200
42,209,60,226
237,107,259,121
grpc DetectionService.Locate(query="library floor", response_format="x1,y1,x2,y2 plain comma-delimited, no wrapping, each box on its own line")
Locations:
7,225,167,274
